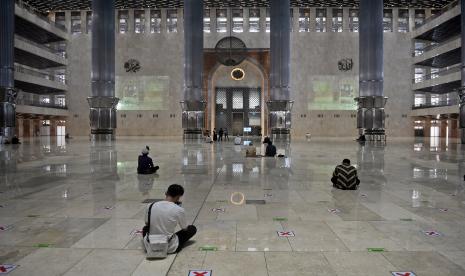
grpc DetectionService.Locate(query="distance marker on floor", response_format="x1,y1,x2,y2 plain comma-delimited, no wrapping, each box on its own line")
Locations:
199,246,218,251
328,208,341,214
0,225,13,232
391,272,416,276
0,264,18,274
367,248,385,252
188,270,212,276
273,217,288,222
422,230,442,237
211,208,225,213
277,231,295,237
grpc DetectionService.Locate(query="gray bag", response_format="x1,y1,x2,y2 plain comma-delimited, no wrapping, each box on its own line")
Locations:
143,202,169,259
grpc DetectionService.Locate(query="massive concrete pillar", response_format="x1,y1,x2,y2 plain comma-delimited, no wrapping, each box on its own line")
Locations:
0,0,16,142
181,0,205,140
356,0,388,141
268,0,293,142
88,0,119,141
459,0,465,143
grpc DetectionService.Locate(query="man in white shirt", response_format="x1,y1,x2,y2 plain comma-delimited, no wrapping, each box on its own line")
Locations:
234,135,242,145
144,184,197,253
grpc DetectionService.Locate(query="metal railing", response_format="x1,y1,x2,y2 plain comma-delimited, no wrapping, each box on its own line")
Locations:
14,64,67,85
16,91,67,109
14,0,67,32
414,0,459,30
16,98,67,109
412,34,461,57
413,64,461,83
412,98,458,109
15,35,67,59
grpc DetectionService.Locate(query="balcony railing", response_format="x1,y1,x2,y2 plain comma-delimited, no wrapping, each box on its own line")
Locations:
15,64,67,85
15,35,67,59
414,0,459,30
15,0,67,32
16,98,67,109
412,34,461,57
412,99,459,109
413,64,461,84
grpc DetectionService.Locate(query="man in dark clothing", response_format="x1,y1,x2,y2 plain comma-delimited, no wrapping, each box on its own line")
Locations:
265,141,277,157
138,148,159,174
331,159,360,190
218,128,224,141
11,136,20,144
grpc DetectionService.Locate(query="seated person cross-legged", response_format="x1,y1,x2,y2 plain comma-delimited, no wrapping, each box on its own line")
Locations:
331,159,360,190
245,142,257,157
264,141,277,157
138,147,159,174
143,184,197,257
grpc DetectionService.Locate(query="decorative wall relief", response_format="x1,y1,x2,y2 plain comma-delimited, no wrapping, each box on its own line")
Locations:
338,58,353,71
124,59,141,73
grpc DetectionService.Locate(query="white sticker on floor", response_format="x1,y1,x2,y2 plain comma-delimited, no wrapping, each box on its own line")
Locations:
0,264,18,274
130,229,143,236
188,270,212,276
103,206,115,210
438,208,448,212
422,230,442,237
391,272,416,276
211,208,225,213
328,208,341,214
277,231,295,237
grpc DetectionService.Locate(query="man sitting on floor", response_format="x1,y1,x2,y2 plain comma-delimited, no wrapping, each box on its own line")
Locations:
246,141,257,157
331,159,360,190
143,184,197,255
137,147,159,174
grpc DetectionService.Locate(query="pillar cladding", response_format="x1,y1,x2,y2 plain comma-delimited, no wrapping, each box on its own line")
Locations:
459,0,465,143
356,0,388,140
88,0,119,141
268,0,293,142
181,0,205,140
0,0,16,142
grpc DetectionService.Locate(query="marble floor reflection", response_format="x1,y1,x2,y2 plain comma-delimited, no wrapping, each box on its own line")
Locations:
1,137,465,275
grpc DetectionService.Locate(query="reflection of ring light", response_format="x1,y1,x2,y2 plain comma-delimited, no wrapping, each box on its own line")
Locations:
230,192,245,205
231,68,245,81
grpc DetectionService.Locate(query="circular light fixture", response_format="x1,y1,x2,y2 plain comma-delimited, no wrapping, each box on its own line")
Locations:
231,68,245,81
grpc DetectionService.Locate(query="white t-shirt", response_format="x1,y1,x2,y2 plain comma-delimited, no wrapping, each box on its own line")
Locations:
234,136,242,145
145,201,187,253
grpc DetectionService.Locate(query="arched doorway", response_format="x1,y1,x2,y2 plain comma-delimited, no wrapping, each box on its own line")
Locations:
204,51,270,137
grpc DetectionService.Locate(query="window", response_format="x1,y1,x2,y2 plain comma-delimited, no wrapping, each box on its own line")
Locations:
414,42,425,56
216,9,227,33
204,9,211,33
232,9,243,33
55,95,66,107
134,10,145,33
414,9,425,27
349,9,358,32
431,9,441,17
232,90,243,109
266,8,270,32
414,94,425,106
299,8,310,32
398,9,409,33
315,9,326,32
167,9,178,33
71,12,81,34
55,12,65,28
86,11,92,33
150,10,161,33
118,10,129,33
383,9,393,32
332,9,343,32
249,9,260,32
431,68,439,79
414,68,425,83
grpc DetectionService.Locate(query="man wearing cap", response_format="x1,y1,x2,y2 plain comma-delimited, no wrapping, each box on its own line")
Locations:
138,147,159,174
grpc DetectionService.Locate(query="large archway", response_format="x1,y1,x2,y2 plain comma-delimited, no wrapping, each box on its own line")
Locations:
203,50,270,136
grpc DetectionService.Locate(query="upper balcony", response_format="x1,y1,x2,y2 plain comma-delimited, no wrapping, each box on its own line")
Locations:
15,35,67,69
15,0,68,45
412,64,461,92
413,35,461,66
14,64,68,93
413,1,460,43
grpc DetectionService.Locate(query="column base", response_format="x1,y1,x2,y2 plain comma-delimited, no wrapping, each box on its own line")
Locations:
90,129,115,143
183,129,203,141
461,129,465,144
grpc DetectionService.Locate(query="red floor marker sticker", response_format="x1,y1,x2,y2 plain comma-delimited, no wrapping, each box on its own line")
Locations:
188,270,212,276
328,208,341,214
130,229,143,236
0,225,13,232
422,230,442,237
391,272,416,276
0,264,18,274
438,208,448,212
277,231,295,237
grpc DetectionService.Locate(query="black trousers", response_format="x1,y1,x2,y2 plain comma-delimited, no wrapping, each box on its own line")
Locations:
175,225,197,252
139,166,159,174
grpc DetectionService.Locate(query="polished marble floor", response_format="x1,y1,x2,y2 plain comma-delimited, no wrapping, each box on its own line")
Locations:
2,136,465,275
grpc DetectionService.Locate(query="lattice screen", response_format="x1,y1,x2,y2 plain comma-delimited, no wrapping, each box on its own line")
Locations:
232,89,244,109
